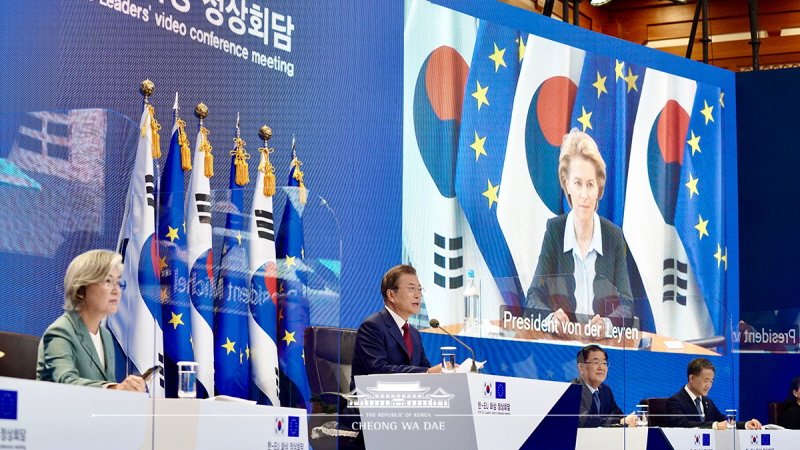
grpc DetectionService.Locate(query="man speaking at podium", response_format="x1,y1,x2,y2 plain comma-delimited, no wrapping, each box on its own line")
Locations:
350,264,442,391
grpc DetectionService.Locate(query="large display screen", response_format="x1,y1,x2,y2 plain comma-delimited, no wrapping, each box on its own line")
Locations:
0,0,740,413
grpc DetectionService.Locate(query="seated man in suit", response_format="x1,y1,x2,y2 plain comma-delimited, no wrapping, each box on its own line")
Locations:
572,344,636,427
666,358,761,429
350,264,442,391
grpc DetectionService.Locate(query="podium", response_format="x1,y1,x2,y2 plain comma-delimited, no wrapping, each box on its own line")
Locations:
576,427,800,450
0,376,308,449
353,373,581,450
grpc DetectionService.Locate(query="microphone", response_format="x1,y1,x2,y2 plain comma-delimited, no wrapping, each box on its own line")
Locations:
429,319,479,373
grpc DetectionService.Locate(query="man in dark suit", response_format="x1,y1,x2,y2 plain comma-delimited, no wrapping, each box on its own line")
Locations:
350,264,442,391
666,358,761,429
572,344,636,427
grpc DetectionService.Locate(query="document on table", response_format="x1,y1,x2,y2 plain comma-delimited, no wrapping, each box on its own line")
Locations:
455,358,486,373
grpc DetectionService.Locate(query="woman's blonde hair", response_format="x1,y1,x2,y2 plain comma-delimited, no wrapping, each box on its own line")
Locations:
557,128,607,208
63,249,123,311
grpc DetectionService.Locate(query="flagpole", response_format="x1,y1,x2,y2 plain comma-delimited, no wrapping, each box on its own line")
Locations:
186,102,215,397
259,126,277,197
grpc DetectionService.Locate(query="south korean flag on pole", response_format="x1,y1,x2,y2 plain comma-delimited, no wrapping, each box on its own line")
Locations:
185,112,215,397
108,100,165,396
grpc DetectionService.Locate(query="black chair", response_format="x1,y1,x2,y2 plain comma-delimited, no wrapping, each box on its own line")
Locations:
304,326,359,450
768,402,785,425
0,330,41,379
640,397,670,427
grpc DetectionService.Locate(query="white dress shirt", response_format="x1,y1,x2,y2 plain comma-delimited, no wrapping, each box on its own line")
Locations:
563,210,603,317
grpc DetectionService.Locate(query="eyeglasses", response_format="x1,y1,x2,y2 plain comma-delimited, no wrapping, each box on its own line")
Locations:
394,286,425,295
582,361,610,367
101,279,127,291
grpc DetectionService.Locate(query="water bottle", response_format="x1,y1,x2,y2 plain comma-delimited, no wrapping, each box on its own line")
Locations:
463,270,480,336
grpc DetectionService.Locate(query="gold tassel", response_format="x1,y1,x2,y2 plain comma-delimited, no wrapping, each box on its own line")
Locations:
177,118,192,171
291,157,307,204
230,137,250,186
265,172,276,196
200,127,214,178
147,104,162,158
258,146,276,197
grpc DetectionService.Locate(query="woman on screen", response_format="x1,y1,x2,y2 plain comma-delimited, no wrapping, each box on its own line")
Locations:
526,129,632,339
779,376,800,429
36,249,144,391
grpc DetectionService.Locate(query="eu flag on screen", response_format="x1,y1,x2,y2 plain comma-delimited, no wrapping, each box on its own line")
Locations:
569,54,645,227
454,21,523,307
276,150,312,411
159,113,195,398
674,83,727,336
213,126,251,398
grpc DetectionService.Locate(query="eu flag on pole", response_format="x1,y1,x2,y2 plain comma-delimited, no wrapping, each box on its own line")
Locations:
159,96,195,398
674,82,727,337
214,118,251,398
248,136,280,406
454,21,523,307
107,91,165,397
569,54,645,227
185,107,215,398
277,146,312,411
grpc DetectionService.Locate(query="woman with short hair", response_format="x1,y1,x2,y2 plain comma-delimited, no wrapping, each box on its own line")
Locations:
36,249,145,391
526,129,633,339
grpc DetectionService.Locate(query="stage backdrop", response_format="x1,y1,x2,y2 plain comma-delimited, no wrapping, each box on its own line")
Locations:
0,0,744,415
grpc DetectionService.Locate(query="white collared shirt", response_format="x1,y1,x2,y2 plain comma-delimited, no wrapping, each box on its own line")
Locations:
385,306,407,334
89,329,105,370
684,385,704,416
564,210,603,317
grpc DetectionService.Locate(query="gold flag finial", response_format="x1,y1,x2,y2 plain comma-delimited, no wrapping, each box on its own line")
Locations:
140,80,161,158
258,125,276,197
195,103,213,178
195,103,209,121
140,79,155,102
259,125,273,142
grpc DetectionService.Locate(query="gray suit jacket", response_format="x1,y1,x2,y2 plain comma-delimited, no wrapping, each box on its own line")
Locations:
37,310,116,387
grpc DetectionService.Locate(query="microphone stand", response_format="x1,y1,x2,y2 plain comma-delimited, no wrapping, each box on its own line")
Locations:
430,320,479,373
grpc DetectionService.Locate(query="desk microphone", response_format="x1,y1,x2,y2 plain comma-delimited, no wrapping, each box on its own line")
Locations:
429,319,479,373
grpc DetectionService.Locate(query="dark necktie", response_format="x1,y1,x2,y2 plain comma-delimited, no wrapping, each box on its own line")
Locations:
402,323,413,359
695,397,704,419
592,389,601,414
